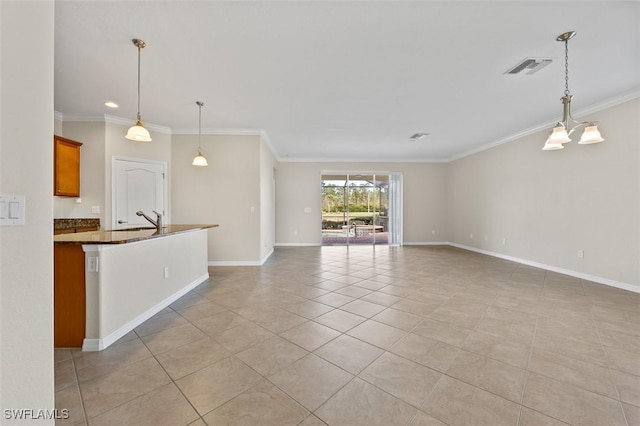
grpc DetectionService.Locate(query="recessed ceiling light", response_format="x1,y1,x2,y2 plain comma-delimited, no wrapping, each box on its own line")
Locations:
104,101,119,108
409,133,429,141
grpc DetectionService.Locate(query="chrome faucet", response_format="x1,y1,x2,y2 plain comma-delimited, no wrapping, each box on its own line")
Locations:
136,210,162,232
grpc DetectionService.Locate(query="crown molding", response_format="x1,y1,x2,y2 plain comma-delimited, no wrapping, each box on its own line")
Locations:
260,130,280,159
278,156,448,163
448,89,640,162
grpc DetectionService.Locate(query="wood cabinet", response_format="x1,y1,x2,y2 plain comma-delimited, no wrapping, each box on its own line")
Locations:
54,244,86,347
54,135,82,197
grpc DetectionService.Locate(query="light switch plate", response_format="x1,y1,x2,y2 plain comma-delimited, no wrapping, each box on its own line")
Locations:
0,194,25,226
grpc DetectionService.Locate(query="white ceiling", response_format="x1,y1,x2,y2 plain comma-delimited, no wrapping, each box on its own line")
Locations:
54,1,640,162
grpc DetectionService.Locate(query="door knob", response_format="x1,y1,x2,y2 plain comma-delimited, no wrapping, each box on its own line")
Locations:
117,220,128,224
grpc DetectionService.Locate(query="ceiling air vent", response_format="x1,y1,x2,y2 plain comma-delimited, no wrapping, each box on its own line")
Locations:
505,57,553,75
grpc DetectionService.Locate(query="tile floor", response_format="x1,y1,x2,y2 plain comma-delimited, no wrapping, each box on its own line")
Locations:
54,246,640,425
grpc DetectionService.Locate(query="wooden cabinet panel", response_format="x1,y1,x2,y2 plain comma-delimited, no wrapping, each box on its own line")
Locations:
54,244,86,347
54,135,82,197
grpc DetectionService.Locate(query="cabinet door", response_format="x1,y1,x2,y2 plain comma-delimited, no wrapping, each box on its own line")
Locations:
54,135,82,196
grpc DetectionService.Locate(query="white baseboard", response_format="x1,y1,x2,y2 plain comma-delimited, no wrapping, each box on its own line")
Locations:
404,242,450,246
274,243,322,247
261,247,274,264
448,242,640,294
209,260,265,266
82,273,209,351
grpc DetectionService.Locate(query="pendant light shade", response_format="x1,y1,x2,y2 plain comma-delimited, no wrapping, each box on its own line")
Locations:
126,39,152,142
192,101,208,167
542,31,603,151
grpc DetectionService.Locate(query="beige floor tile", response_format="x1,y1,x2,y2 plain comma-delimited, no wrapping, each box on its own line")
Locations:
361,291,403,307
315,334,383,374
335,285,373,298
599,328,640,354
610,369,640,407
285,300,334,319
356,279,393,290
280,321,340,351
134,310,189,337
518,407,568,425
313,292,355,308
372,308,424,331
522,372,626,426
169,291,210,311
462,329,531,369
313,280,349,291
175,356,263,415
89,383,199,426
390,333,459,373
535,315,601,344
528,348,618,398
315,378,417,426
409,410,447,425
192,311,249,336
80,357,171,419
268,354,353,411
202,381,308,426
341,299,387,318
412,318,471,347
212,321,274,353
73,338,152,383
155,337,231,380
491,294,540,315
428,306,483,330
606,346,640,376
55,358,77,392
446,350,527,403
298,414,328,426
535,335,608,368
237,336,308,377
252,309,308,334
360,352,441,407
405,291,450,307
596,316,640,338
313,309,366,332
347,320,407,349
623,402,640,426
422,375,520,426
55,382,86,426
140,323,208,355
176,301,227,322
55,348,73,364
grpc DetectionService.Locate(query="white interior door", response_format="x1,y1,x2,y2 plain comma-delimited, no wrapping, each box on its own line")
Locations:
113,158,166,229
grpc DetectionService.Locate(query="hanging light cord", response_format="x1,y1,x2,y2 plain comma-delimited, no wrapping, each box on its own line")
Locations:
197,101,204,150
136,43,142,122
563,39,570,96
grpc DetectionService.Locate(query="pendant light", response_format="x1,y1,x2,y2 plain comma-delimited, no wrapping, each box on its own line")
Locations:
543,31,604,150
192,101,208,167
125,39,152,142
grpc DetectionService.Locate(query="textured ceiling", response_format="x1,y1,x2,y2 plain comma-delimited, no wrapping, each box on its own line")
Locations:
54,1,640,161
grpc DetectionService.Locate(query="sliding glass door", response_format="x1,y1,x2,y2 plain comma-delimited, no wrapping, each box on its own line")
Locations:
321,173,399,246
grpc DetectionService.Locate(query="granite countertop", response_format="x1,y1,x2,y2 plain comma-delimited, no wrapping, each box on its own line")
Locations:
54,218,101,230
54,224,218,245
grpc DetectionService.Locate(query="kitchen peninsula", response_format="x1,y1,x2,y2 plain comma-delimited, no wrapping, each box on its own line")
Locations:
54,224,218,351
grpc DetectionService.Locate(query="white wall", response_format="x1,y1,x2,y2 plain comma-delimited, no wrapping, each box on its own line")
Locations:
54,121,106,225
275,161,449,245
171,134,262,263
448,98,640,288
0,0,55,423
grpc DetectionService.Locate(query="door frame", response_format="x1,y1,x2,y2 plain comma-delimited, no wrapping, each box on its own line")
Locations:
111,156,168,229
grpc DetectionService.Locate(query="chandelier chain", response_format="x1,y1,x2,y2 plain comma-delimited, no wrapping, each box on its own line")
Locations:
564,40,570,96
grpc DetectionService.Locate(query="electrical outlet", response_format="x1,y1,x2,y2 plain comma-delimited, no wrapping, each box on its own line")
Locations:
470,233,473,239
87,257,99,272
578,250,584,259
502,238,506,245
431,230,436,235
484,235,488,241
91,205,100,214
164,266,169,278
